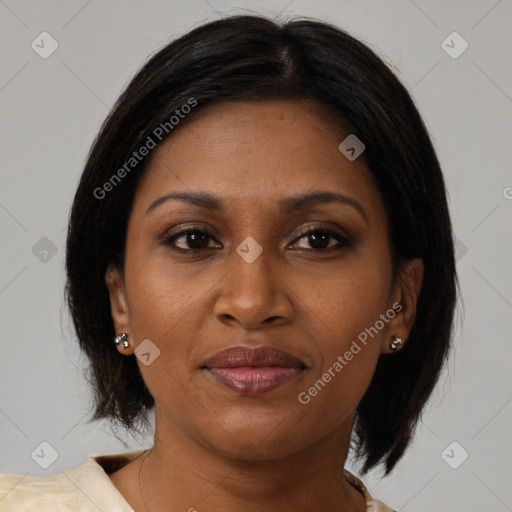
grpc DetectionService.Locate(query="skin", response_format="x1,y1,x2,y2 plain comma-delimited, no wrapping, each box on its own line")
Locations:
105,100,423,512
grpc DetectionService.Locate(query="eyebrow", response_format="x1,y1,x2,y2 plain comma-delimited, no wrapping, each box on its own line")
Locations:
145,190,368,222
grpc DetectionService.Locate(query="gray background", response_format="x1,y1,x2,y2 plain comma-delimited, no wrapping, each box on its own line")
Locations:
1,0,511,511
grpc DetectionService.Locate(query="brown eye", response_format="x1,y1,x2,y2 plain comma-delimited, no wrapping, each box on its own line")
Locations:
163,229,220,251
290,227,350,251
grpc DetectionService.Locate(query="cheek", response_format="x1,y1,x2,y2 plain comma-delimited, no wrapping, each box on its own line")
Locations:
299,250,391,348
121,254,207,397
124,250,207,340
122,261,201,421
295,256,390,410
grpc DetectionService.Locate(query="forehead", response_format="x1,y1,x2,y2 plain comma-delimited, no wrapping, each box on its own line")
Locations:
132,100,384,220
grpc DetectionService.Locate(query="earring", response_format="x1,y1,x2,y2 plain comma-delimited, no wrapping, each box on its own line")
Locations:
114,333,130,349
390,335,404,351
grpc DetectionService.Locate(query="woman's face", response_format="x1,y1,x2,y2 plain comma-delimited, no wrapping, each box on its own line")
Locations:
107,100,422,460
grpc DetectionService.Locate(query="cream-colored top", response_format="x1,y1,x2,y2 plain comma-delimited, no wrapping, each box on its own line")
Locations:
0,450,396,511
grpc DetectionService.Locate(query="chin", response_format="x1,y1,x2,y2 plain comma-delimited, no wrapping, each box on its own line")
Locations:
199,422,307,462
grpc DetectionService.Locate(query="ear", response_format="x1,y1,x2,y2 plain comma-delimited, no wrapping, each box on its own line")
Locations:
105,264,134,355
381,258,424,354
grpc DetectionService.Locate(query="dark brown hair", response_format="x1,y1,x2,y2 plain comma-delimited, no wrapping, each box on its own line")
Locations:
65,13,457,475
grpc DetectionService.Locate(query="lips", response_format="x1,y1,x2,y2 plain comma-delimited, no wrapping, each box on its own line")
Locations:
202,345,306,395
202,345,305,368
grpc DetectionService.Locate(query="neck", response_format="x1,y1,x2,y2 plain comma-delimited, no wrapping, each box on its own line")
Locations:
138,407,366,512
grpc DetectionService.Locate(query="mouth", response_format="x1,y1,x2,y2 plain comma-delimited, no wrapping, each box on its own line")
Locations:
201,345,307,396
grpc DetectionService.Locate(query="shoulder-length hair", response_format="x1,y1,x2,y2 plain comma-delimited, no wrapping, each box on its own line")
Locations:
65,14,457,475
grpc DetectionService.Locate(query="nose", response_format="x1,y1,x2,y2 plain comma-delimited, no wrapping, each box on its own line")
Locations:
213,245,293,330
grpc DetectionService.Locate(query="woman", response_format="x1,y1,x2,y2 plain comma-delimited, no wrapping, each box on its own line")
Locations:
0,13,457,511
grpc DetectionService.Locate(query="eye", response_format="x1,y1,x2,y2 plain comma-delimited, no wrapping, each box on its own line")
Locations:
289,226,349,251
163,228,221,251
161,225,350,253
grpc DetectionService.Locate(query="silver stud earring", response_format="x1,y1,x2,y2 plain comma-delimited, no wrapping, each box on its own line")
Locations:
390,335,404,351
114,333,130,349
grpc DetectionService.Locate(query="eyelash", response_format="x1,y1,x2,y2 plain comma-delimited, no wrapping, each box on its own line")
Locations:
161,225,350,253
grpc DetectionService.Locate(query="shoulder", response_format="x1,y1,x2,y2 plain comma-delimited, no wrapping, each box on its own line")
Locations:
0,450,146,511
343,469,397,512
0,471,79,511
